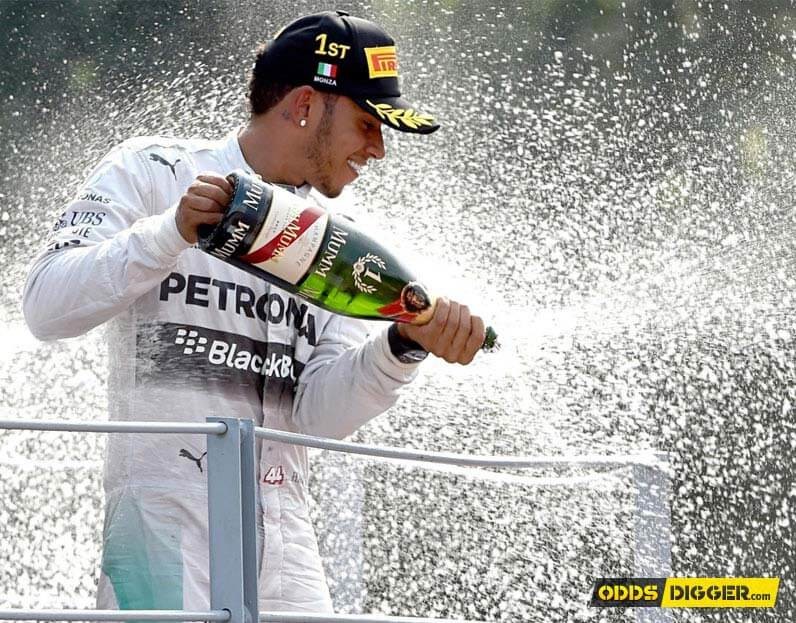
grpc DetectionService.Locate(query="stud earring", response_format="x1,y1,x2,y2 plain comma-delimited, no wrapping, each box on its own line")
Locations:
299,119,307,127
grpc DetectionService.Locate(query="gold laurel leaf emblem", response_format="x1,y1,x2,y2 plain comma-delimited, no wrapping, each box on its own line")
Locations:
352,253,387,294
365,100,435,130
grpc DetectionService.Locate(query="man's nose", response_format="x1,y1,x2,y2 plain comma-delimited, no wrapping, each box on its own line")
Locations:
367,126,386,160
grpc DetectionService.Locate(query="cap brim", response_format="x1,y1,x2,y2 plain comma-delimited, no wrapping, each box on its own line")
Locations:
355,96,440,134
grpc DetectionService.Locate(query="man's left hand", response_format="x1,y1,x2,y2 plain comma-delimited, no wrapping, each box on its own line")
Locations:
398,297,485,365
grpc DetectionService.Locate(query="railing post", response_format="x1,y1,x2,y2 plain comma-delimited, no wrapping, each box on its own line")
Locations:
633,452,673,623
239,419,260,623
207,416,258,623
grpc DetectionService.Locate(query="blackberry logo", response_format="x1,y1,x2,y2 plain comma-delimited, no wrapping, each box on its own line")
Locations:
170,326,297,380
175,328,207,354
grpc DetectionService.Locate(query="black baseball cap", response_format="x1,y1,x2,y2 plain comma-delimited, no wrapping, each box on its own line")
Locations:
256,10,439,134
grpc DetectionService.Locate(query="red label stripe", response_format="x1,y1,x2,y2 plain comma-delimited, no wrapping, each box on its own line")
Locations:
240,205,325,265
376,298,418,323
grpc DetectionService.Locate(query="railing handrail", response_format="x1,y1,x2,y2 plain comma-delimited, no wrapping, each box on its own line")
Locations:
0,609,230,621
259,613,479,622
0,417,667,470
254,426,667,470
0,419,227,435
0,609,475,622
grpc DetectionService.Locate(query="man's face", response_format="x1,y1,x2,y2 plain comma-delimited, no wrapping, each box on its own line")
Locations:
304,95,386,197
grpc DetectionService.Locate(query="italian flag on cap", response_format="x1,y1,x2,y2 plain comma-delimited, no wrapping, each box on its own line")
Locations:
317,62,337,78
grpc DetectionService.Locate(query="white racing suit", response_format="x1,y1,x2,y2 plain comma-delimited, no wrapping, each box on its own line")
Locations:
22,130,420,614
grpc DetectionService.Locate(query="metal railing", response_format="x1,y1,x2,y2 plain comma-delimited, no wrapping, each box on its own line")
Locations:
0,417,672,623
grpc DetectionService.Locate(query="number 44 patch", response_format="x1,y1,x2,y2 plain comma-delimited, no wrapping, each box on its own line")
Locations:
262,465,285,485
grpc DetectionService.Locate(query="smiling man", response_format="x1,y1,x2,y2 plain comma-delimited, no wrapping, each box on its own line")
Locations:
23,9,484,617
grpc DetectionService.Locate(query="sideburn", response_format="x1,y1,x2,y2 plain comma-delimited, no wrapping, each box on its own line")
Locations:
304,94,340,197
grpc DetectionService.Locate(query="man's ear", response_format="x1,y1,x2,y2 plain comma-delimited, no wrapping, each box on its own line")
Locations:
285,85,316,127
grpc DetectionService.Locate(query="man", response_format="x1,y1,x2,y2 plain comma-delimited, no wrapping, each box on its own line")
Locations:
23,10,484,615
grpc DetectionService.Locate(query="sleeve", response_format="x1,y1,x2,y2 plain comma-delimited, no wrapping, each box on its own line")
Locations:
22,143,191,340
291,315,422,439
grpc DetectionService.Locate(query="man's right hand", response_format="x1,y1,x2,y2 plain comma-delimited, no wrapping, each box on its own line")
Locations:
398,297,485,365
175,173,234,244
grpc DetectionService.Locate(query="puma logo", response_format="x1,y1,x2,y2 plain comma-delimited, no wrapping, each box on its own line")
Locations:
178,448,207,473
149,153,181,179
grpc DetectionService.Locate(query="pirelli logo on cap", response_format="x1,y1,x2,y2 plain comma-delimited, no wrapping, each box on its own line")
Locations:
365,45,398,78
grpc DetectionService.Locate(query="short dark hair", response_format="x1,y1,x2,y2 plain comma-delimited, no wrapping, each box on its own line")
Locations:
247,43,340,118
247,43,295,115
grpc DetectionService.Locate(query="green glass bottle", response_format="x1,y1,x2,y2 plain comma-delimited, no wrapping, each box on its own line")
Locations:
198,171,498,350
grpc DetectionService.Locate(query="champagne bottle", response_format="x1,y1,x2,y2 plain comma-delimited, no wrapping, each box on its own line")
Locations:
198,171,498,351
